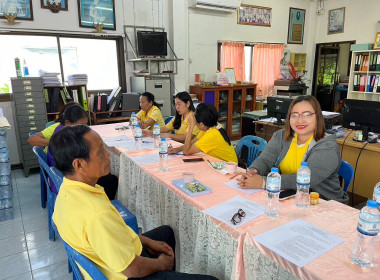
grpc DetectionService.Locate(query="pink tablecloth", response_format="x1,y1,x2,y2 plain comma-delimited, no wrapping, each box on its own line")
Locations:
91,123,380,280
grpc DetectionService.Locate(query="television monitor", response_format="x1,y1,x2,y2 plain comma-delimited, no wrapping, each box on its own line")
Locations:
343,99,380,141
137,31,168,57
267,96,294,125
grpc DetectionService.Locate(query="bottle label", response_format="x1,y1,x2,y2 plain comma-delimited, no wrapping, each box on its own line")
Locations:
357,217,380,236
159,145,168,154
266,177,281,192
297,174,310,185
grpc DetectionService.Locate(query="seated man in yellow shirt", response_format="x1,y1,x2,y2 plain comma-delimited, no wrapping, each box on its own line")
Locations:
136,92,165,130
50,125,218,280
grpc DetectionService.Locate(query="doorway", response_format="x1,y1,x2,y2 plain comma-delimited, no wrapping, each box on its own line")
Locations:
312,41,355,112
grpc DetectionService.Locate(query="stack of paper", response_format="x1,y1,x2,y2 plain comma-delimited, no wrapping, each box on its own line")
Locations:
66,74,88,85
39,70,61,86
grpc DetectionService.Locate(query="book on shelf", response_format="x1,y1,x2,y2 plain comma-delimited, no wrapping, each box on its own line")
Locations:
72,89,79,103
60,89,67,104
80,86,89,111
49,88,60,113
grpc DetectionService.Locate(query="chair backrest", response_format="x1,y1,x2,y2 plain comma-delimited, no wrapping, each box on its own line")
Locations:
50,166,64,191
52,220,108,280
338,160,354,192
235,136,267,167
46,121,56,128
33,147,62,192
164,116,174,125
29,131,37,137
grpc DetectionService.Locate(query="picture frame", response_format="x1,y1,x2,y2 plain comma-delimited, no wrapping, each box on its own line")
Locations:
225,68,236,84
237,4,272,27
374,32,380,50
0,0,34,20
41,0,68,11
280,49,291,69
287,8,305,44
77,0,116,30
328,7,345,35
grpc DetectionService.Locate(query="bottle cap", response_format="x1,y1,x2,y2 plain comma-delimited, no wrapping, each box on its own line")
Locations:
135,125,140,128
154,123,159,126
310,192,319,198
161,138,166,141
367,200,378,208
271,167,279,173
301,162,308,167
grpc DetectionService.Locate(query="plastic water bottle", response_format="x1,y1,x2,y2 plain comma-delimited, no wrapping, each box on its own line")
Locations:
0,129,7,148
373,182,380,205
0,148,10,176
296,162,311,208
0,184,12,199
265,167,281,217
134,125,143,149
352,200,380,267
153,123,161,148
14,57,22,78
23,58,29,77
131,112,138,132
159,138,168,172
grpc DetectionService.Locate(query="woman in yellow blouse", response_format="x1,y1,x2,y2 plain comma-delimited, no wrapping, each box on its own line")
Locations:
169,102,238,163
136,92,165,130
144,91,199,143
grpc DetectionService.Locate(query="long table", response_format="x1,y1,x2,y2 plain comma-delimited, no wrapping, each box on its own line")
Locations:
91,123,380,280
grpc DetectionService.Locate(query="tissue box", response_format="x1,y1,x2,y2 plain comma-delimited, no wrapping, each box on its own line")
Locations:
350,44,374,51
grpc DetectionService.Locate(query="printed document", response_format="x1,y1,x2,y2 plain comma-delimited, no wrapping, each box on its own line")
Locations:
225,180,263,195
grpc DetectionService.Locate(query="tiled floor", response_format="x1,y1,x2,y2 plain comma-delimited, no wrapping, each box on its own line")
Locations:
0,169,70,280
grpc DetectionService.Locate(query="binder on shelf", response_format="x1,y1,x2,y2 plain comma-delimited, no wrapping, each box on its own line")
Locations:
370,54,377,71
359,75,366,92
60,89,67,104
63,87,72,102
373,75,379,93
72,89,79,103
50,88,60,113
376,54,380,71
354,55,360,71
369,75,375,92
93,94,108,119
366,75,371,92
353,74,359,91
44,88,50,109
80,86,89,111
377,76,380,93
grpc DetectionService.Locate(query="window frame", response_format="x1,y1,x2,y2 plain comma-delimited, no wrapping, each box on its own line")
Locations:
1,31,126,92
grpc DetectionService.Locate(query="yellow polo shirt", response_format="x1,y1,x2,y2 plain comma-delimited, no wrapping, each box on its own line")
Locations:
165,112,200,137
136,105,165,130
279,134,313,174
195,128,238,163
41,122,60,153
53,178,142,280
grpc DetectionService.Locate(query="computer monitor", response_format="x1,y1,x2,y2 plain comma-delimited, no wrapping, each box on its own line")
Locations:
267,96,294,125
137,31,168,57
343,99,380,141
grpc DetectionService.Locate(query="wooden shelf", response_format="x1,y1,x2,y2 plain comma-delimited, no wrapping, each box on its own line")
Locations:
90,109,136,125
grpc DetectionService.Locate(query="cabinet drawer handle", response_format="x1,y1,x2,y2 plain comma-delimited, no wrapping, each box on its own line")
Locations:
24,86,32,90
30,121,36,125
25,92,32,96
30,127,37,131
28,116,35,120
27,104,35,108
28,110,35,114
23,81,31,85
26,98,33,102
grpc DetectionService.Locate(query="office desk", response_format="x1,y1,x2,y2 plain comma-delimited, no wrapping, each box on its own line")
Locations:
337,131,380,202
254,120,284,142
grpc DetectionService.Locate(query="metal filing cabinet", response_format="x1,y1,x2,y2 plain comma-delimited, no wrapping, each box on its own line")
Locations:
11,77,47,177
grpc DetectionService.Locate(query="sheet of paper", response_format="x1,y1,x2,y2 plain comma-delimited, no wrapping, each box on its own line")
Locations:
258,117,278,123
102,135,155,150
130,153,160,165
203,196,264,228
255,218,345,267
225,180,263,195
322,111,340,116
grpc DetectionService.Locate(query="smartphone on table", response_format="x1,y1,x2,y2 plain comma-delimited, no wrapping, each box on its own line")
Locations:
183,158,204,162
279,189,297,200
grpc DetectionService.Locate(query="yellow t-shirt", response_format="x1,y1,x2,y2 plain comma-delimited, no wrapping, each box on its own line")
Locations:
41,122,60,153
53,178,142,280
136,105,165,130
195,128,238,163
165,112,200,137
279,134,313,174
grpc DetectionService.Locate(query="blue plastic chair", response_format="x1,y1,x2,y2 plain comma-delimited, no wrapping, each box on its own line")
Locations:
235,135,267,167
52,221,108,280
164,116,174,125
338,160,354,192
32,146,58,241
46,121,56,128
29,131,47,209
50,166,139,234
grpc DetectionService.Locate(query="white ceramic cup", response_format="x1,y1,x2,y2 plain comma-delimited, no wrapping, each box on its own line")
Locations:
225,162,237,173
183,172,195,183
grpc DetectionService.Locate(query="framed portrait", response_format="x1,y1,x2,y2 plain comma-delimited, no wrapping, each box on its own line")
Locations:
374,33,380,50
41,0,68,11
280,49,291,69
328,7,345,35
287,8,305,44
0,0,34,20
237,4,272,27
77,0,116,30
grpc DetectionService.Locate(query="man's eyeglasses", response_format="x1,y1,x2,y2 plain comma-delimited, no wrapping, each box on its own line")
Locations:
231,209,246,225
290,112,315,121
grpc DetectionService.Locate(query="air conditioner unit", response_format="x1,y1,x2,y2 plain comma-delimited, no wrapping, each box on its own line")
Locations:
189,0,241,13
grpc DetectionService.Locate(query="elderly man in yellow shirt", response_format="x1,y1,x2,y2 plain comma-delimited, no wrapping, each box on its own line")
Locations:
50,125,218,280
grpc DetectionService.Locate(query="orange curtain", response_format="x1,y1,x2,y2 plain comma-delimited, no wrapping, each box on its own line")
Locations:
221,42,245,81
252,44,284,97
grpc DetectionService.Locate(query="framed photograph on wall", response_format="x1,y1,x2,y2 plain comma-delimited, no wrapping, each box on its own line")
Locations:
374,32,380,50
77,0,116,30
280,49,291,69
287,8,305,44
0,0,34,20
328,7,345,34
225,68,236,84
41,0,68,11
237,4,272,27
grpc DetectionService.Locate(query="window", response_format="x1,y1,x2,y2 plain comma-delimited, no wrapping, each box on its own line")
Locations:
0,33,124,92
